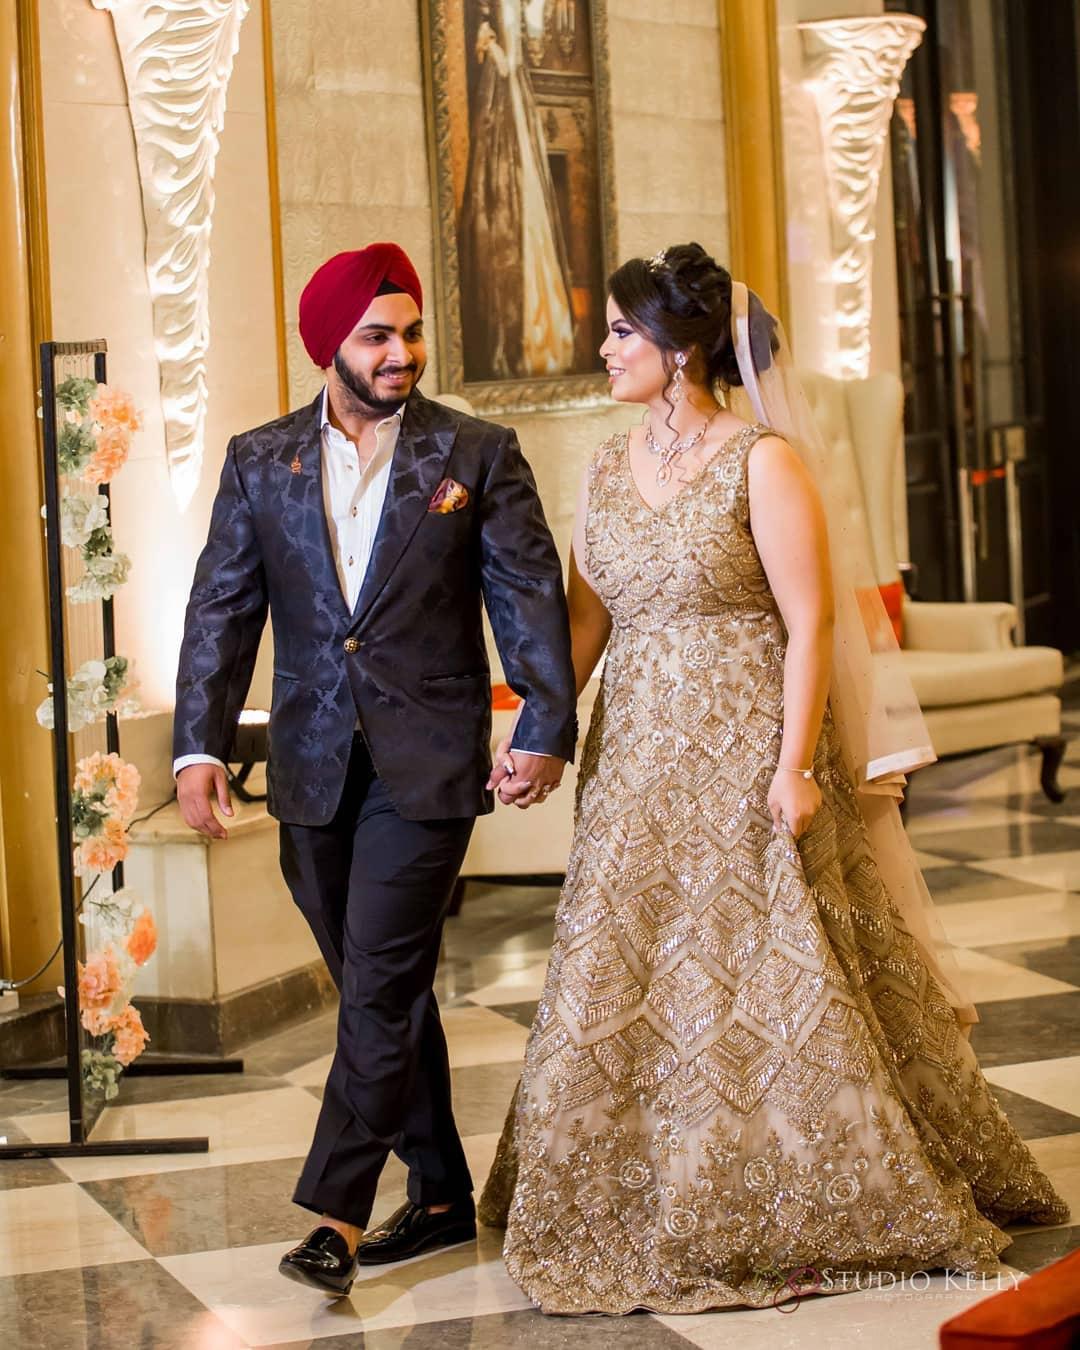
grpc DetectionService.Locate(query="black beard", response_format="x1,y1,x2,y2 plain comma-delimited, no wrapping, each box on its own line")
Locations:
333,349,420,415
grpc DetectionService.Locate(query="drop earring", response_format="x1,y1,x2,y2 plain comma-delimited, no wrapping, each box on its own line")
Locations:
671,351,688,405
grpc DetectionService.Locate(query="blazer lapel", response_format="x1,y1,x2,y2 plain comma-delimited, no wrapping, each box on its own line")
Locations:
349,391,458,629
278,392,350,619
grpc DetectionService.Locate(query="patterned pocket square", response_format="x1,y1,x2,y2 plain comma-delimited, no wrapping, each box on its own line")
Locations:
428,478,470,514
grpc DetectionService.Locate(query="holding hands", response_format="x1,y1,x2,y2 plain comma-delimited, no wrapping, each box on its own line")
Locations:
486,737,566,809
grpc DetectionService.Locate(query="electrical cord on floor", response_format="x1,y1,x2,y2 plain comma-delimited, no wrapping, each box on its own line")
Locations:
0,791,177,994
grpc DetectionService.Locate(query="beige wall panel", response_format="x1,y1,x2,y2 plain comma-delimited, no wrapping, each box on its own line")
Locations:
609,14,725,121
40,100,167,465
39,0,126,103
616,212,729,265
616,0,718,23
211,826,320,996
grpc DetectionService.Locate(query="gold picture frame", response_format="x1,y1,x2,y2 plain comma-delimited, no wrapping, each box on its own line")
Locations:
421,0,618,414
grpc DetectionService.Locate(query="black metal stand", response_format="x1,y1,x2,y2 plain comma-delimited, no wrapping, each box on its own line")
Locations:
1035,735,1067,803
0,1139,210,1162
226,762,267,804
0,342,217,1162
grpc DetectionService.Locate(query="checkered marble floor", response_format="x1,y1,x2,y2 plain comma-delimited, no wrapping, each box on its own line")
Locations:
3,691,1080,1347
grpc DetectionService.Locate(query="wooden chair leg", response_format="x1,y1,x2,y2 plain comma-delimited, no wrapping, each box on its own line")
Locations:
448,875,467,917
1035,735,1067,803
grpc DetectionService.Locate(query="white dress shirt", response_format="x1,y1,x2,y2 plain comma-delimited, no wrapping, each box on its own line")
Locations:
173,390,400,777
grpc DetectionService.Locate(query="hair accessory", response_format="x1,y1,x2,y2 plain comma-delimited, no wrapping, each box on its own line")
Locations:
647,248,668,272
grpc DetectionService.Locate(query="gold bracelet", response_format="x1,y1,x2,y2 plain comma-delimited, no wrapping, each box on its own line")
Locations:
777,765,814,780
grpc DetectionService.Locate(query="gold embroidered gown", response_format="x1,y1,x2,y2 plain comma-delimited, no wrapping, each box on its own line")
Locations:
479,425,1067,1315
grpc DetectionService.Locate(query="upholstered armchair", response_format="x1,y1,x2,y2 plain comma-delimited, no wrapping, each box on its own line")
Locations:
800,370,1066,801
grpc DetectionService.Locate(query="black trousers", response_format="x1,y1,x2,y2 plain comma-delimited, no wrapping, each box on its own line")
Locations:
280,735,475,1226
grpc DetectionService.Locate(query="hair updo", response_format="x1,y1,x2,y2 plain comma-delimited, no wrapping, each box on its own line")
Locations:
607,242,749,388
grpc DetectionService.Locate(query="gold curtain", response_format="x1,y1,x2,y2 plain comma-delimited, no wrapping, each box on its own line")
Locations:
0,0,60,994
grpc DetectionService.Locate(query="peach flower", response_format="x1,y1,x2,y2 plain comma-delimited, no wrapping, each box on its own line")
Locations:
89,385,142,434
106,816,128,842
105,762,141,822
125,908,157,967
77,947,122,1015
74,752,140,821
80,1004,114,1037
73,751,106,794
74,750,122,794
75,818,129,876
84,424,130,485
109,1004,150,1066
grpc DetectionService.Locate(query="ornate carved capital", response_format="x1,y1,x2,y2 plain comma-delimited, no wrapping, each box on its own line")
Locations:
91,0,249,509
799,15,924,379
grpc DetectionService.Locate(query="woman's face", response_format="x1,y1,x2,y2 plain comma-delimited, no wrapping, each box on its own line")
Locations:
599,297,670,405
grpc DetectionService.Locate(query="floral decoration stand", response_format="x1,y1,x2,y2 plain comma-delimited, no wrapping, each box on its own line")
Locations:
0,341,210,1161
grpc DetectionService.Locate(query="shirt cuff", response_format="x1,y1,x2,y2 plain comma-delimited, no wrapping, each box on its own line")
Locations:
509,747,553,758
173,753,227,779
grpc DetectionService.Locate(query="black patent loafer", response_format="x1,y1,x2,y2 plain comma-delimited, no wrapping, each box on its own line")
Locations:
354,1198,476,1266
278,1225,358,1296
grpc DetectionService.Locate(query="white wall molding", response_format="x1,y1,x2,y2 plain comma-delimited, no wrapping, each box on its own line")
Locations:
91,0,250,510
799,14,924,379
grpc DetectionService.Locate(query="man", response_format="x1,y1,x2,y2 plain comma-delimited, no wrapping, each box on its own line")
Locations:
173,243,576,1296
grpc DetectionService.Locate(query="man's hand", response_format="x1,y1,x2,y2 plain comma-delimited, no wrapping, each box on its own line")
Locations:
486,738,565,809
177,763,234,839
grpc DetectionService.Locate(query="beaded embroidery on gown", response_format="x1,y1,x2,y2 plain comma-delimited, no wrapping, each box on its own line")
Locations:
478,425,1067,1315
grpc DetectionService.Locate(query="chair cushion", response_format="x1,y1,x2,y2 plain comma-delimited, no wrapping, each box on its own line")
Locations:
901,645,1063,709
939,1247,1080,1348
879,579,904,645
492,682,522,711
922,693,1060,756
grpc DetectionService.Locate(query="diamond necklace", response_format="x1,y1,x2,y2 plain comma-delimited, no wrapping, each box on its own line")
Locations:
643,406,721,486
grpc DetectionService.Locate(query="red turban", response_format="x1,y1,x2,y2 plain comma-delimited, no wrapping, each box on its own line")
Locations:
298,243,423,368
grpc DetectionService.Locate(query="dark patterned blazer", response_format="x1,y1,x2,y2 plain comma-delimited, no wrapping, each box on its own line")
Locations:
173,389,577,825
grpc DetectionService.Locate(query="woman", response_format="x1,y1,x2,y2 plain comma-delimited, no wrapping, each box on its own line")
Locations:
480,243,1066,1314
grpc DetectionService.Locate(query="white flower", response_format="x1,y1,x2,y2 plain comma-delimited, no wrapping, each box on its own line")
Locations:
67,551,132,603
35,656,139,732
35,690,56,730
57,492,110,549
80,888,139,938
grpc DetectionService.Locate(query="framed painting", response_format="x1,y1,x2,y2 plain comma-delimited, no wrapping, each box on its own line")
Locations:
421,0,618,413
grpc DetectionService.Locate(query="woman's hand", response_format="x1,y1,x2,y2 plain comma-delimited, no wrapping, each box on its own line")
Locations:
486,736,516,792
767,770,822,839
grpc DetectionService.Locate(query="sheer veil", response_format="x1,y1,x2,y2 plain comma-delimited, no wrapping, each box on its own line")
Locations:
728,281,976,1026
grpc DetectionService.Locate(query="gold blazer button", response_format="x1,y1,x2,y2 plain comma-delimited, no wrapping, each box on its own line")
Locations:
343,637,360,654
